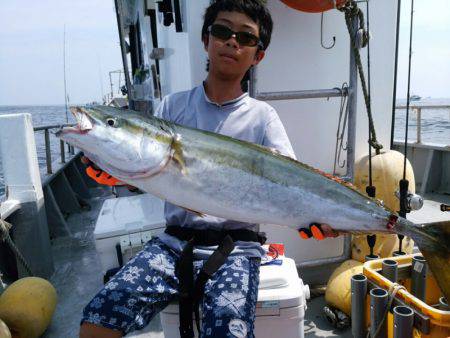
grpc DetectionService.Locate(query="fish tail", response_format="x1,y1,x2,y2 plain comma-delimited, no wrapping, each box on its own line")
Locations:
411,220,450,302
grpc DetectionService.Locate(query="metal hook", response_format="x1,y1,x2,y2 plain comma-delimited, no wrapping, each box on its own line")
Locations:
321,12,336,50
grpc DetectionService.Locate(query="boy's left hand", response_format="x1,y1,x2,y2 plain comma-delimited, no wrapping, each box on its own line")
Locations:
298,223,341,240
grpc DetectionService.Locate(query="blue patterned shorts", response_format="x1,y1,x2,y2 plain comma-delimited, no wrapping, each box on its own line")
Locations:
82,237,260,337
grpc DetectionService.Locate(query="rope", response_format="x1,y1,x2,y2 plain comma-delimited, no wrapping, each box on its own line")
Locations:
366,0,374,188
338,1,383,154
367,283,406,338
0,219,33,276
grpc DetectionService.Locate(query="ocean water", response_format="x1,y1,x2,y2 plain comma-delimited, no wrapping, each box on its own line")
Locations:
394,97,450,145
0,100,449,197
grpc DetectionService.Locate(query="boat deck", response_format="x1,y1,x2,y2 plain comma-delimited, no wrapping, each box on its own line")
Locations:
41,187,449,337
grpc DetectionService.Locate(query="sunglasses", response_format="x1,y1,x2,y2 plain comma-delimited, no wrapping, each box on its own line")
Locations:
208,24,263,48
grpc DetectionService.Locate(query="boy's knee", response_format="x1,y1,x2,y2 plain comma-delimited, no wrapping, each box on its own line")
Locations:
79,322,123,338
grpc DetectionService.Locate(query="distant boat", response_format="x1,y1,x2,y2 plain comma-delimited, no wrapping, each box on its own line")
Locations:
410,94,421,101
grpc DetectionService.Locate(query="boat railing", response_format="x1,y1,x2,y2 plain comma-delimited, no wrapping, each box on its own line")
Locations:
0,114,96,279
395,103,450,144
33,123,76,174
393,104,449,195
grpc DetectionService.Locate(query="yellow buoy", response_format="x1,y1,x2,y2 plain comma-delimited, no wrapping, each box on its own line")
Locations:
0,319,12,338
325,260,363,315
352,150,415,262
0,277,57,338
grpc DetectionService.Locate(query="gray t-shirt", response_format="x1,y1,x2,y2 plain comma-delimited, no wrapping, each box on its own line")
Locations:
154,84,296,258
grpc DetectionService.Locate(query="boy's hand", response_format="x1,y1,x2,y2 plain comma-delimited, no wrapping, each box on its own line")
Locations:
298,223,341,240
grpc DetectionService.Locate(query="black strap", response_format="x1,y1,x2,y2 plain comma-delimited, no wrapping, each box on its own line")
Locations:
176,239,195,338
192,235,235,333
170,226,260,338
165,226,266,246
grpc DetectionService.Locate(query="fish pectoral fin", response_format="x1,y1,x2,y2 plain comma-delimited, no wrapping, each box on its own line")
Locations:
172,134,187,175
171,201,205,218
183,207,206,218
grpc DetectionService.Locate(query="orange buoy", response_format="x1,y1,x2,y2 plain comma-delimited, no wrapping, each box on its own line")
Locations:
280,0,347,13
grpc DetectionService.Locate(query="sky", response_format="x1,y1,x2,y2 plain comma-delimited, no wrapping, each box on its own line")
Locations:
0,0,122,106
0,1,449,105
396,0,450,99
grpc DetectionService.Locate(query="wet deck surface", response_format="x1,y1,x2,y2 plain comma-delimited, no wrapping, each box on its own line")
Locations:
42,187,448,337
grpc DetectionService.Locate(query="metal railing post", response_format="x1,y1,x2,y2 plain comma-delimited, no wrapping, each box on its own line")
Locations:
416,107,421,143
60,140,66,164
44,129,52,174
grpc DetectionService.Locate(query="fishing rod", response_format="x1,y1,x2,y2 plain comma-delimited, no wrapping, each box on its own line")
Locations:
396,0,415,255
63,24,69,124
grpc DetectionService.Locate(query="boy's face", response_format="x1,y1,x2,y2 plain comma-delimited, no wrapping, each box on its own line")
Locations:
204,11,265,81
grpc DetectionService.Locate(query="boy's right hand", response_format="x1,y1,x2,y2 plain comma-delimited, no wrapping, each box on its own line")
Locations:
298,223,341,240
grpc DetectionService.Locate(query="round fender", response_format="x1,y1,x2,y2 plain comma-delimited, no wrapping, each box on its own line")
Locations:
0,277,57,338
325,259,363,315
280,0,348,13
352,150,416,261
0,319,12,338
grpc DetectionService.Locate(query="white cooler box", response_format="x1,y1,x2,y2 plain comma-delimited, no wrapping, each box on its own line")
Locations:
161,256,310,338
94,194,166,274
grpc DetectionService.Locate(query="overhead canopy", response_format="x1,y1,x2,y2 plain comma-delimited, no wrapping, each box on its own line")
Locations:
280,0,347,13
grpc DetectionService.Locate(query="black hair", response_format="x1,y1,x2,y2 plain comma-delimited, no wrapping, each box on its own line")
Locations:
202,0,273,91
201,0,273,51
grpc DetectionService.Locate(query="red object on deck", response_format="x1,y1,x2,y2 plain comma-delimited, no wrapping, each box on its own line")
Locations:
86,166,121,186
280,0,347,13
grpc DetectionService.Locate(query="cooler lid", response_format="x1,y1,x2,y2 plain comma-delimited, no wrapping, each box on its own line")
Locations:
257,257,307,310
94,194,166,240
259,262,290,289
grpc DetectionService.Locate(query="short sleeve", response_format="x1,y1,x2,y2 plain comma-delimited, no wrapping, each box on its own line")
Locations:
262,110,297,160
153,96,168,120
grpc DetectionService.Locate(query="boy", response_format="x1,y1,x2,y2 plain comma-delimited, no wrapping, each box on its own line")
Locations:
80,1,336,337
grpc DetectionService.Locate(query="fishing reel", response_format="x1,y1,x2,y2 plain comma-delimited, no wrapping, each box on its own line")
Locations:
395,191,424,212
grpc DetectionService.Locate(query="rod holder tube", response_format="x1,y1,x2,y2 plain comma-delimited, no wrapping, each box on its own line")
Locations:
393,306,414,338
370,288,388,338
382,259,398,282
439,297,449,311
351,274,368,338
365,254,380,262
411,255,427,301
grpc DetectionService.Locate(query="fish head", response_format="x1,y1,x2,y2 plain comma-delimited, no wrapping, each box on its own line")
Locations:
56,106,174,179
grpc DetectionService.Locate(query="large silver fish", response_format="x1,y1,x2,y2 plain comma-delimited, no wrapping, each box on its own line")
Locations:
57,105,450,301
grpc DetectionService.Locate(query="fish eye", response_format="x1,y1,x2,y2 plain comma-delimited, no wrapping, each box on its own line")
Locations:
106,118,117,127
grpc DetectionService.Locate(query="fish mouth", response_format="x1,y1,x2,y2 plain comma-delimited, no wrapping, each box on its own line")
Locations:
56,107,94,137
